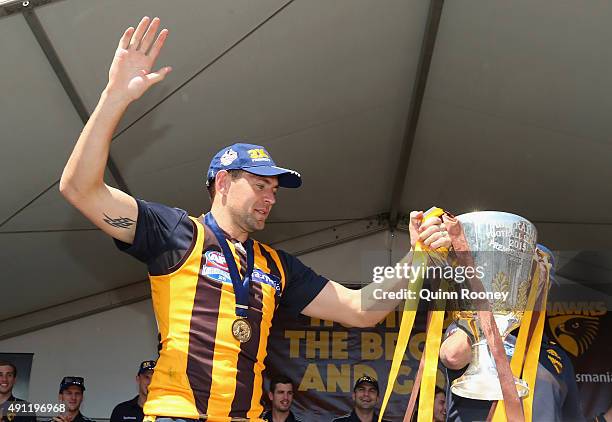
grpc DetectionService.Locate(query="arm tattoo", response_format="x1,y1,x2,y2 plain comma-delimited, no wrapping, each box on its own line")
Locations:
103,213,136,229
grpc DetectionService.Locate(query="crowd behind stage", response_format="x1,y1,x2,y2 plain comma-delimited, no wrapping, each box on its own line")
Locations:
1,358,610,422
0,359,440,422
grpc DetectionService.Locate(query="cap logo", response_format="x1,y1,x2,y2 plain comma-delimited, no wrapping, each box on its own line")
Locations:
220,149,238,166
247,148,270,162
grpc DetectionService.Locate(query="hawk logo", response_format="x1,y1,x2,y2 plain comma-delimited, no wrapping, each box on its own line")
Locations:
548,315,599,357
220,148,238,166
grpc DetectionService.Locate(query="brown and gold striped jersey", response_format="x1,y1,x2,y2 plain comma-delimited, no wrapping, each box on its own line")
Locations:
116,200,327,421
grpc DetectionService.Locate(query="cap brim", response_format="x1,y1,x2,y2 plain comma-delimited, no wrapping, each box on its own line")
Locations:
354,381,379,392
243,165,302,188
60,384,85,392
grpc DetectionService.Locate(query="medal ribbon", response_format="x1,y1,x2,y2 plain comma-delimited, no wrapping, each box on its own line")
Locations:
491,252,551,422
204,212,255,318
379,207,448,421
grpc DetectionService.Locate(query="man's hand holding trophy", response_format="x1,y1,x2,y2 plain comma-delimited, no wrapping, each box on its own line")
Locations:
380,208,552,422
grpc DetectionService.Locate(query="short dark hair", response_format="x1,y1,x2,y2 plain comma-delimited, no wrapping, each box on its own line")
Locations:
435,386,445,396
269,375,294,393
207,169,245,200
0,360,17,377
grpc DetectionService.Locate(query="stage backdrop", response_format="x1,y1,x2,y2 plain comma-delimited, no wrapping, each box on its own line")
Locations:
0,352,34,400
265,301,610,421
264,308,447,421
545,299,612,419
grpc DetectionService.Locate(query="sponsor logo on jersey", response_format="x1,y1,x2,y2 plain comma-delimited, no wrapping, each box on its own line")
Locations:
252,269,282,296
202,250,232,283
205,250,228,270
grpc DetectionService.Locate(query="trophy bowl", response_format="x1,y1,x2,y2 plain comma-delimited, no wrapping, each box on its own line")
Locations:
449,211,537,401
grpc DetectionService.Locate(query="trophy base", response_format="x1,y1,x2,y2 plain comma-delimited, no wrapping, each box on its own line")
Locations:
451,372,529,401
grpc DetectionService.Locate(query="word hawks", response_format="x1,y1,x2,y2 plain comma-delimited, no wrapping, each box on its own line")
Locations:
202,250,282,295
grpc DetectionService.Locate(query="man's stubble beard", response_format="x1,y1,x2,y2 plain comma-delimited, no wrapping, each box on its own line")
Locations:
355,399,376,411
244,214,265,233
274,402,291,412
231,206,265,234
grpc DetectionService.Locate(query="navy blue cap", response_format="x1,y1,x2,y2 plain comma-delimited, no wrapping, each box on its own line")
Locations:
138,360,156,375
206,143,301,189
59,376,85,393
354,375,379,392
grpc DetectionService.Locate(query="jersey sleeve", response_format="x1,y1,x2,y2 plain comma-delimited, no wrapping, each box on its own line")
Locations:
277,250,329,317
114,199,195,275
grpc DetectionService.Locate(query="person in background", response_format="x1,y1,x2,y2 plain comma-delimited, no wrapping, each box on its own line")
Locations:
411,386,446,422
261,375,301,422
110,360,156,422
439,245,585,422
332,376,390,422
593,405,612,422
0,360,36,422
432,387,446,422
49,377,92,422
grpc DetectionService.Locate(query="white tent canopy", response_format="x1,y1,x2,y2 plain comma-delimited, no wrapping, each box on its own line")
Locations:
1,0,610,339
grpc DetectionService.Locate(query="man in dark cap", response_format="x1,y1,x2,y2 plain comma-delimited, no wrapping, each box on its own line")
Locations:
332,376,390,422
51,377,92,422
110,361,156,422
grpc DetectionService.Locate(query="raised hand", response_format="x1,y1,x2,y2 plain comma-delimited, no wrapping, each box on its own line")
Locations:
106,17,172,103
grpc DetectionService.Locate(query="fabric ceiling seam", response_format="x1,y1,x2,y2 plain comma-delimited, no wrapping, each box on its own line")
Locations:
388,0,445,230
0,227,100,234
0,278,150,324
0,217,379,234
0,0,297,229
110,0,297,141
268,213,389,246
0,294,151,341
0,0,64,18
22,6,132,197
0,5,131,229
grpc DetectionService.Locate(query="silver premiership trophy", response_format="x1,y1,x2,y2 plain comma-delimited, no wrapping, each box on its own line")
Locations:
450,211,538,401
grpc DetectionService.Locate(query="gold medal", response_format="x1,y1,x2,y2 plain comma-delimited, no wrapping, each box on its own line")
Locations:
232,318,252,343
